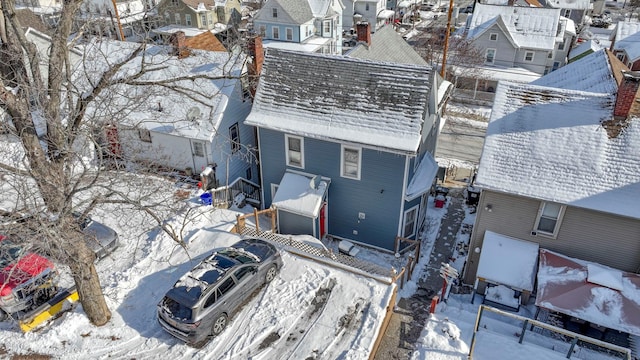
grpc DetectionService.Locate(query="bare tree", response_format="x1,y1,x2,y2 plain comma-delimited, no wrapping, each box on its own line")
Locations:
0,0,252,326
413,31,486,81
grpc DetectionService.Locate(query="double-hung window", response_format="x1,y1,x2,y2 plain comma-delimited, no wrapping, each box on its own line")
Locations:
229,123,240,153
485,48,496,64
341,145,361,180
524,51,534,62
403,206,418,238
534,201,565,237
285,135,304,168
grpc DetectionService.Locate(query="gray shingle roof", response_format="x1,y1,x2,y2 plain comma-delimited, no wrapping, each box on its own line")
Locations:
347,25,428,66
245,49,433,153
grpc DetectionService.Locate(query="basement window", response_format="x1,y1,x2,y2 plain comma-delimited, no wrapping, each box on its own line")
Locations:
138,128,151,143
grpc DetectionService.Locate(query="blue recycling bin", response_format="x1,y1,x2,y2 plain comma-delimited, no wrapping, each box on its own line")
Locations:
200,192,213,205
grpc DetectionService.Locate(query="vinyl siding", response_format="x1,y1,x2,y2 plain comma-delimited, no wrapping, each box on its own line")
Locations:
258,127,407,250
211,84,256,185
463,190,640,284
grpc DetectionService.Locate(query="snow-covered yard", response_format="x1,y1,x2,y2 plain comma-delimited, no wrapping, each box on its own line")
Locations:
0,189,397,359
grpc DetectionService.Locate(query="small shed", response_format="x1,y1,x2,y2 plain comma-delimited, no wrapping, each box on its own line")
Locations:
536,249,640,338
473,231,539,309
272,172,329,239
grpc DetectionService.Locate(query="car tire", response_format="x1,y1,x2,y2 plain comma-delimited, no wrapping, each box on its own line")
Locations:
265,265,278,283
212,313,228,336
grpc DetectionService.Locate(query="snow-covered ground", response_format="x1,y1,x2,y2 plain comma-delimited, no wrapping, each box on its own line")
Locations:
0,108,632,359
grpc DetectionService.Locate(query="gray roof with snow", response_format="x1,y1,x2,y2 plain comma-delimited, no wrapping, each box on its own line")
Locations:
531,49,618,94
347,25,428,66
245,49,433,154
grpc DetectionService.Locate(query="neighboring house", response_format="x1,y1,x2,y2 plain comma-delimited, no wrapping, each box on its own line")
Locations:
539,0,590,28
156,0,241,33
466,3,575,76
609,21,640,70
80,33,257,188
342,0,392,33
568,38,603,63
251,0,344,55
245,48,452,250
14,0,62,27
485,0,542,7
75,0,157,41
532,48,621,94
346,23,428,66
462,50,640,307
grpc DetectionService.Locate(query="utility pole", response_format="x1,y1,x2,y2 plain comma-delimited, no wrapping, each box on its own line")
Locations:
440,0,455,78
111,0,125,41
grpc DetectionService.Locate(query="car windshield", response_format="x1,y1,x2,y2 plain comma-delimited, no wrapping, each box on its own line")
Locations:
0,240,25,268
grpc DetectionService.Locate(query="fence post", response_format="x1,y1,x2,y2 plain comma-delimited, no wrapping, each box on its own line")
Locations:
254,208,260,233
468,305,484,358
270,208,277,233
567,337,578,359
519,320,528,344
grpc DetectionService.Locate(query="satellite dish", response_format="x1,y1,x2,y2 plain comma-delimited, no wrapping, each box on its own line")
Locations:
186,107,201,122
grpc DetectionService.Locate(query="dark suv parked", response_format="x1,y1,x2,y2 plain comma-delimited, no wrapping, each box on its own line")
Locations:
157,238,282,347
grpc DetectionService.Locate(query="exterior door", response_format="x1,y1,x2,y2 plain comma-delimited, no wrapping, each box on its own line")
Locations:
190,139,209,174
320,202,327,239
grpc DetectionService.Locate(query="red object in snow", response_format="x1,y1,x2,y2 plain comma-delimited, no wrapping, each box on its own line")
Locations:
435,195,446,208
430,296,439,314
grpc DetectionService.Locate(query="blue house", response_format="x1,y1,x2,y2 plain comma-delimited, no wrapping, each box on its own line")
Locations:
245,48,451,251
251,0,344,55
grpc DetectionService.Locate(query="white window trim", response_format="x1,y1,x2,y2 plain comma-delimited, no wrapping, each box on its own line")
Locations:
185,14,191,26
533,201,566,238
285,134,304,169
272,26,279,39
485,48,496,65
403,205,419,238
229,123,240,153
286,27,293,40
340,145,361,180
270,183,279,201
489,33,498,41
524,51,535,62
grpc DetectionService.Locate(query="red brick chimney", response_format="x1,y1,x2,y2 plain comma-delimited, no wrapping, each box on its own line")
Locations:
614,71,640,119
356,22,371,46
169,31,189,59
247,35,264,97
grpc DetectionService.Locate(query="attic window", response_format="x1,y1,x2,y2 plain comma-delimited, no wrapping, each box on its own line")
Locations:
272,8,277,18
489,33,498,41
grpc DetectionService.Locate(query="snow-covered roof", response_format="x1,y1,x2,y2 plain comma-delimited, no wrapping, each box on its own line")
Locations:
272,172,328,217
536,249,640,336
545,0,589,10
615,31,640,62
77,40,245,141
568,39,605,62
476,81,640,220
612,21,640,44
476,231,539,291
347,25,428,66
262,37,331,53
405,153,438,201
532,49,619,94
253,0,313,24
467,3,561,50
245,49,433,154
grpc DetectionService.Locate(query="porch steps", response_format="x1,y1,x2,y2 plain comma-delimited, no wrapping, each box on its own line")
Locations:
240,228,394,281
